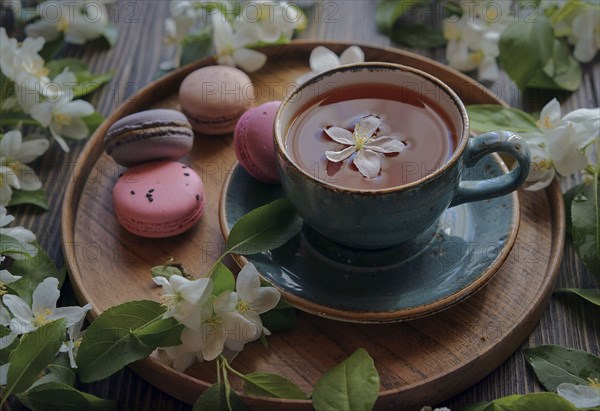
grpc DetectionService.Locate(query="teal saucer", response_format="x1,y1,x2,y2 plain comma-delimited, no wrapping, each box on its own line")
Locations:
219,155,519,323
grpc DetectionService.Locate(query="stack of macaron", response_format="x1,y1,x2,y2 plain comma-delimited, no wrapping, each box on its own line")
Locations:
105,108,206,238
106,64,284,237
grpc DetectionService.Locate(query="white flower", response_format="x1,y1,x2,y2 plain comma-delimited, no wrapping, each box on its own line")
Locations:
160,15,195,70
153,274,213,329
59,317,85,368
163,344,202,372
324,115,406,179
0,270,22,296
297,45,364,83
0,130,49,165
171,0,227,19
0,363,9,385
180,292,261,361
420,407,451,411
29,73,95,152
570,9,600,63
228,263,280,336
557,381,600,408
212,10,267,72
2,277,91,335
0,207,37,259
522,98,599,190
237,1,304,43
0,301,18,350
443,12,507,81
25,1,111,45
0,130,48,206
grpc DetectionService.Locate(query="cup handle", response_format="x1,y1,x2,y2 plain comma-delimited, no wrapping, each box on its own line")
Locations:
449,130,531,207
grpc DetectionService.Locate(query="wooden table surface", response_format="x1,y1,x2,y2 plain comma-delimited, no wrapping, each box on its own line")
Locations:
7,1,599,410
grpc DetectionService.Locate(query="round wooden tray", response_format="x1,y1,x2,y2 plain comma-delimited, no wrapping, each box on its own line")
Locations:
62,41,565,410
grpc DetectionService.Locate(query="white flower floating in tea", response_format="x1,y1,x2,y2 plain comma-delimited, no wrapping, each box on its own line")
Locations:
325,115,406,178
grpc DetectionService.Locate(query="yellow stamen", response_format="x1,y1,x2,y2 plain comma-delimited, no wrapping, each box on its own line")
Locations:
54,113,72,126
7,161,22,175
536,116,553,130
206,313,223,327
74,338,82,349
57,17,70,32
0,282,7,296
236,299,251,313
469,51,484,65
588,377,600,388
160,293,181,310
33,308,53,327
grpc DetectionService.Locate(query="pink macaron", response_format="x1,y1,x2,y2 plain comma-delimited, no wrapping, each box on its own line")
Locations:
112,161,205,238
179,66,255,135
234,101,281,184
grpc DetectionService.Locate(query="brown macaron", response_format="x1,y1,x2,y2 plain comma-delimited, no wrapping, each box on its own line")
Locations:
179,66,255,135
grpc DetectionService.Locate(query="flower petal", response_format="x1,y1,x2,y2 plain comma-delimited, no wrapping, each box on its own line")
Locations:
545,124,588,176
222,311,260,342
50,305,91,326
32,277,60,313
235,263,261,302
0,363,9,385
201,326,226,361
354,115,380,141
326,146,355,162
0,130,22,158
324,127,354,144
17,139,50,164
249,287,280,314
2,294,33,323
232,48,267,73
353,150,382,178
339,46,365,65
164,344,196,372
365,136,405,153
16,164,42,191
0,332,16,350
0,269,21,284
557,383,600,408
539,98,561,130
309,46,340,73
214,291,237,313
561,108,600,149
181,327,207,353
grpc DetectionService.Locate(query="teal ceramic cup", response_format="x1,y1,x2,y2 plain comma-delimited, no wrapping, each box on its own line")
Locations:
274,63,530,250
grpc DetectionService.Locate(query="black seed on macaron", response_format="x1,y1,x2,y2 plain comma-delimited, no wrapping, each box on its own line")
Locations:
182,165,187,169
148,197,154,202
130,190,135,195
119,173,123,178
186,183,189,186
148,188,155,193
184,173,190,176
146,193,152,198
196,194,200,201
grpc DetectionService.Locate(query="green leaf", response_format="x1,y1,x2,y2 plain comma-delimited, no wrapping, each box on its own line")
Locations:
0,234,34,258
227,199,303,255
7,188,49,210
524,344,600,391
82,111,105,134
76,300,166,383
30,353,77,388
5,319,66,396
211,263,236,296
564,184,584,236
46,58,113,98
17,382,115,410
150,264,183,280
499,17,555,91
39,35,64,60
181,27,214,66
134,317,184,348
193,383,249,411
0,325,18,365
390,24,446,48
555,288,600,307
572,179,600,280
466,105,540,134
242,372,306,399
260,298,296,332
375,0,429,32
462,392,578,411
8,244,65,305
528,39,582,91
312,348,380,411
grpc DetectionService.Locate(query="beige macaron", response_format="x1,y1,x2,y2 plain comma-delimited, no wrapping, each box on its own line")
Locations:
179,66,255,135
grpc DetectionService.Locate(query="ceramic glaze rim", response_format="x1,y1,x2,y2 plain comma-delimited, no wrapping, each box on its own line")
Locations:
274,62,469,193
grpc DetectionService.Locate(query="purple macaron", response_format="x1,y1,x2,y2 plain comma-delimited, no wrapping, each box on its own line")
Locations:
105,109,194,167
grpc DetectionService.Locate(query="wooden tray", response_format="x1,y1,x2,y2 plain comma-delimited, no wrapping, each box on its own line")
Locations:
62,41,565,410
